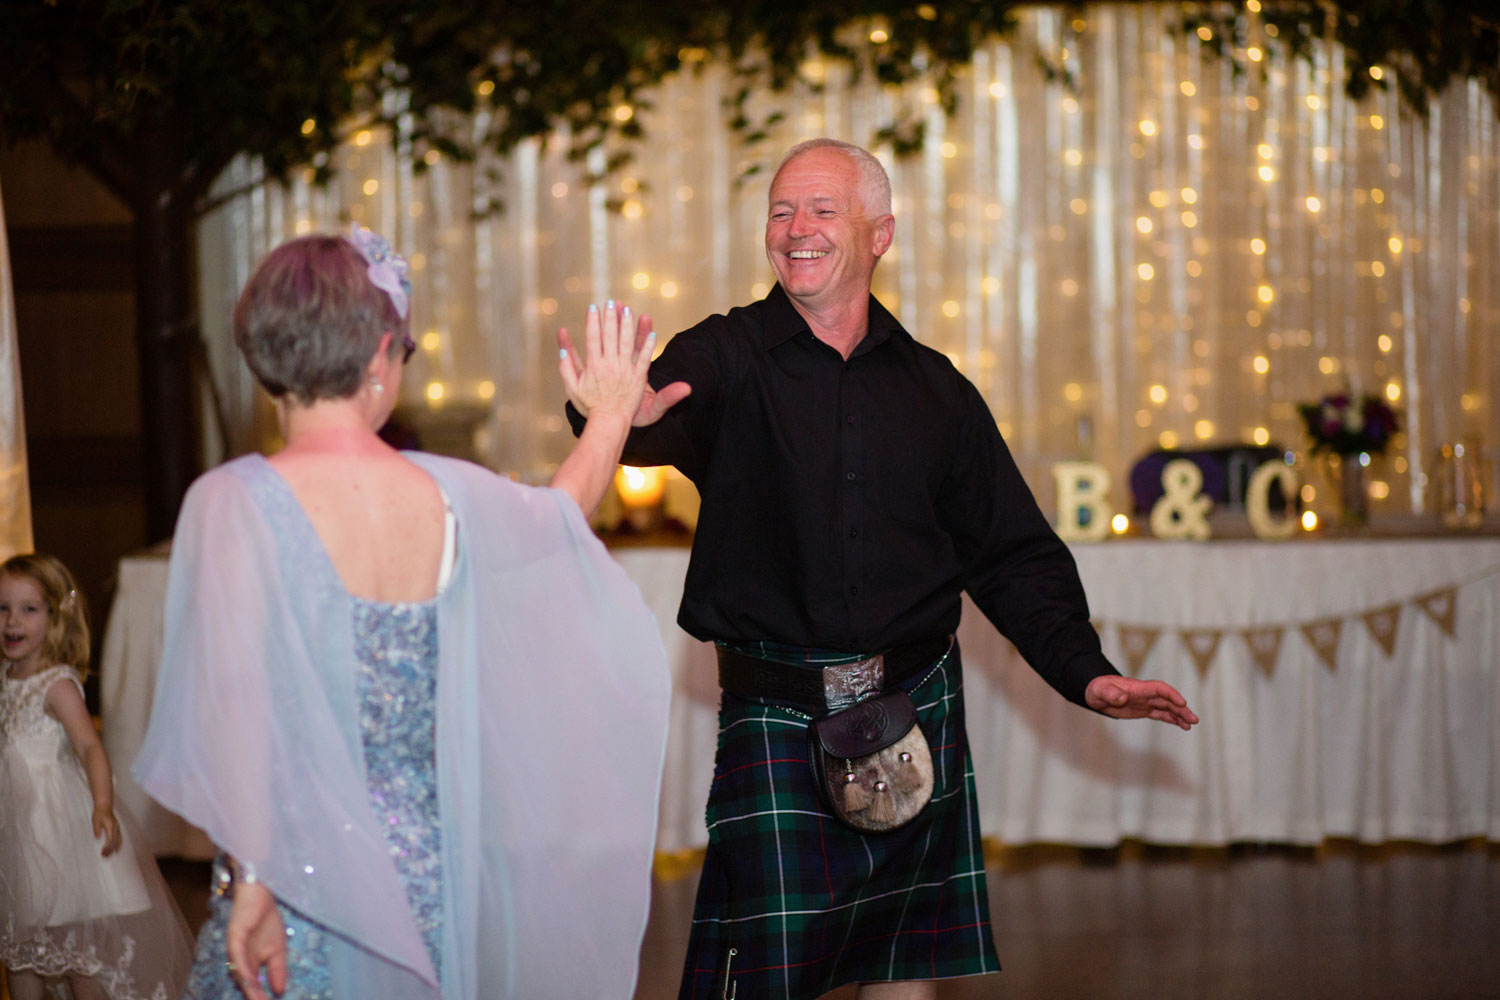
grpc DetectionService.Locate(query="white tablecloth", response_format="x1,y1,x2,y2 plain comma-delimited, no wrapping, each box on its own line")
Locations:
102,538,1500,856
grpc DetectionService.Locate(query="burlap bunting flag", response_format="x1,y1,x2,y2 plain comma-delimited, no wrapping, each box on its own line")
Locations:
1241,626,1283,678
1416,587,1458,637
1180,629,1222,676
1117,625,1160,677
1300,618,1342,671
1361,604,1402,656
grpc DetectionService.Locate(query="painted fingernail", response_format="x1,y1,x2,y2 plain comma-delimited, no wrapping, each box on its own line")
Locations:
623,306,632,320
646,331,657,342
559,348,568,359
606,298,615,310
588,303,598,313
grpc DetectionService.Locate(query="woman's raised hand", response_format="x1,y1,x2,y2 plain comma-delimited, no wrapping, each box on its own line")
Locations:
557,302,689,427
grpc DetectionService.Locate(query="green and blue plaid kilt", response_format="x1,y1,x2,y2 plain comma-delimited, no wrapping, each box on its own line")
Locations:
678,643,999,999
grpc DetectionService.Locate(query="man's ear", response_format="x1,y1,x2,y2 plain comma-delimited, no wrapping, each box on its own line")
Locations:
872,214,895,259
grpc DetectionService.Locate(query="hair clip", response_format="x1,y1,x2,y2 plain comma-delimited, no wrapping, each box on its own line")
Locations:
62,588,77,610
344,224,412,320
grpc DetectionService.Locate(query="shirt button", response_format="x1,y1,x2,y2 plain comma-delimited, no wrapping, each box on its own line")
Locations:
845,415,856,424
846,471,856,481
849,527,859,538
849,584,859,596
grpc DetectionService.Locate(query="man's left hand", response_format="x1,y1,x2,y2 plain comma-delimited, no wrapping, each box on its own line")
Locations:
1085,675,1199,730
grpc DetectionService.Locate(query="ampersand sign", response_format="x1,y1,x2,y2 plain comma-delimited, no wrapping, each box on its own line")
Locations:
1149,458,1213,540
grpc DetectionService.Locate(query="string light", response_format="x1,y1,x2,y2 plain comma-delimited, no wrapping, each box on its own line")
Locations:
355,130,372,147
301,119,316,135
477,381,496,401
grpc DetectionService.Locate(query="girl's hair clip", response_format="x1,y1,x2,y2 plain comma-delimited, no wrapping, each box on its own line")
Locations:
344,223,412,320
62,589,77,611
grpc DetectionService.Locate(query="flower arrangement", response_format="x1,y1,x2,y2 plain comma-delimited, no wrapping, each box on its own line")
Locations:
1298,392,1400,456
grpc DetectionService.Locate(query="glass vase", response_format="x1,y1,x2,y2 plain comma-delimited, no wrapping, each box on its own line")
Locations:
1325,453,1370,528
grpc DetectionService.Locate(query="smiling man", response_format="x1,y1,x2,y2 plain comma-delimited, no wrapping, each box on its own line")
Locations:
565,138,1197,1000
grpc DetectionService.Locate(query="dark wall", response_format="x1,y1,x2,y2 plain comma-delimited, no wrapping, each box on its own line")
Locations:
2,140,148,692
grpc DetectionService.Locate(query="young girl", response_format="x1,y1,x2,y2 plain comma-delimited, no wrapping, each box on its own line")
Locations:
1,553,191,1000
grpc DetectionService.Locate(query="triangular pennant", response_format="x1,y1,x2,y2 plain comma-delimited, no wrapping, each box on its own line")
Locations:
1361,604,1401,656
1240,626,1284,678
1415,587,1458,638
1118,625,1160,677
1180,628,1222,677
1300,618,1343,672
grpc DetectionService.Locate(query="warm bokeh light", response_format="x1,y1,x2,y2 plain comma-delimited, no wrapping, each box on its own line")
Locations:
421,330,441,351
1148,384,1168,404
1252,427,1270,446
426,381,445,402
1111,513,1130,534
1386,382,1401,402
476,380,495,401
1301,510,1319,531
616,465,668,509
632,271,651,290
1252,356,1270,374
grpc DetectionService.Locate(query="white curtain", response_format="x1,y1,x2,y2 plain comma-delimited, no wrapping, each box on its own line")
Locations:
198,3,1500,522
0,177,34,559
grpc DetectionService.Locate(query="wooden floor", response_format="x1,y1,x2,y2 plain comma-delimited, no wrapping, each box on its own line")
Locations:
14,843,1494,999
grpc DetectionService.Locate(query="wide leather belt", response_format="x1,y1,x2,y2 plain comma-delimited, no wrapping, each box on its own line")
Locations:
716,635,953,713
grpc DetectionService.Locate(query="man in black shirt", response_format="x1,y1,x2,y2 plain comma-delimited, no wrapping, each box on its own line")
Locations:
565,138,1197,1000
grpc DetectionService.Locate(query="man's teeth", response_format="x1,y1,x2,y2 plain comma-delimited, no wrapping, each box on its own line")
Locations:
789,250,828,259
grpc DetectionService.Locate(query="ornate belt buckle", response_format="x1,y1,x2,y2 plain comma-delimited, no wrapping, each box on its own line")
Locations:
822,654,884,711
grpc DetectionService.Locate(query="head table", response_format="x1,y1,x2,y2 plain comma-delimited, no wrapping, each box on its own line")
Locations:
102,536,1500,858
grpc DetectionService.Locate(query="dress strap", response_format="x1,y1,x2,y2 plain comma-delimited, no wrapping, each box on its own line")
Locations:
435,488,458,594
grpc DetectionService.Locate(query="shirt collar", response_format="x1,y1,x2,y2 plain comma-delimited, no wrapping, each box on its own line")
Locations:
759,283,905,354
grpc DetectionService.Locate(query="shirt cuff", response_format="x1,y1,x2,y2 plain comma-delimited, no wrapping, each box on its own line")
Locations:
1060,651,1121,710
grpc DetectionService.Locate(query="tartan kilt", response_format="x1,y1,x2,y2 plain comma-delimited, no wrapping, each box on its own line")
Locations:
678,645,999,999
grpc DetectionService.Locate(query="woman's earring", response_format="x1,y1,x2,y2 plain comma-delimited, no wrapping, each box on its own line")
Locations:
370,374,383,395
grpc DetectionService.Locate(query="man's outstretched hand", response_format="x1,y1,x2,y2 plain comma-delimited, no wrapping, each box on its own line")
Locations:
1085,675,1199,730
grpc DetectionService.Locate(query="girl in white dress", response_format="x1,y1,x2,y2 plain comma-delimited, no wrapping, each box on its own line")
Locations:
0,553,191,1000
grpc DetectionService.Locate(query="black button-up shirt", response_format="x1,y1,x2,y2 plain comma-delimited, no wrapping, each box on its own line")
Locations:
569,284,1117,705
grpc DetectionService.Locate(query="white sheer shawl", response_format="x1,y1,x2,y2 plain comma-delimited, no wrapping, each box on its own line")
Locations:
135,452,671,999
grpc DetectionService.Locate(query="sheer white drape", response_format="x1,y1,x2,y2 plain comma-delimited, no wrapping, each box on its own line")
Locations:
0,178,33,559
198,4,1499,520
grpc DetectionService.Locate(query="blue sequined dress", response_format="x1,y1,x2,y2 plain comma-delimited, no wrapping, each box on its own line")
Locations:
185,597,444,999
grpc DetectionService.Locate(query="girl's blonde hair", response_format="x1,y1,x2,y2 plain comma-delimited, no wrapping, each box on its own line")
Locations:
1,553,90,680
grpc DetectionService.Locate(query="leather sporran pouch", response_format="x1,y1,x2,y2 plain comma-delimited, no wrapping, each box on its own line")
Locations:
808,690,934,833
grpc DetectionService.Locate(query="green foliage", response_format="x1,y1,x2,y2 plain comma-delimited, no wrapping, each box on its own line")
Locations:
1184,1,1500,114
1,0,1496,209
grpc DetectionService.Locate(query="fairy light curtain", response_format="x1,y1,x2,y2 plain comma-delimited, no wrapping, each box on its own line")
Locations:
198,3,1498,520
